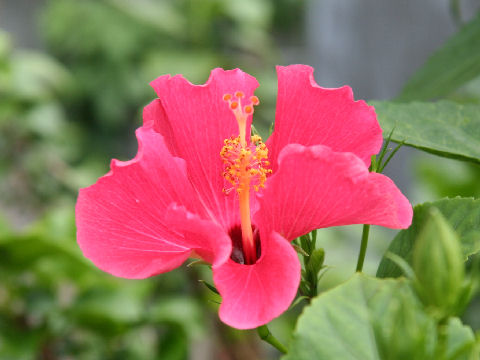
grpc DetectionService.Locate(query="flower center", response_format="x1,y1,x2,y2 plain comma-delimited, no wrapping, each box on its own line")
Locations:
228,224,261,265
220,92,271,265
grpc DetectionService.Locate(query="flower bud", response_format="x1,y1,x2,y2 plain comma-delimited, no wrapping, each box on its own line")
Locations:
413,207,465,318
307,248,325,276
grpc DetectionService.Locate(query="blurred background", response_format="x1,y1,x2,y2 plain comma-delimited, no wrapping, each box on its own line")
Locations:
1,0,480,359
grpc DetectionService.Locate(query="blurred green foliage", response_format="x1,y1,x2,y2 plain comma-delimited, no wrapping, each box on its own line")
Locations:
0,30,79,212
0,206,207,359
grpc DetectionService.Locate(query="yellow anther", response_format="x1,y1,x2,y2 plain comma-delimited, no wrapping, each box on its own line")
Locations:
219,133,270,195
251,135,262,144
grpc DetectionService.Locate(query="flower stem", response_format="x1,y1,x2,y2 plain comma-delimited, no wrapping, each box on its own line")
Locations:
355,224,371,272
257,325,288,354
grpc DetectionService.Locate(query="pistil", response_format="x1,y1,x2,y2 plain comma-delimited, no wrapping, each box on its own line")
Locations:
239,171,255,264
220,92,269,264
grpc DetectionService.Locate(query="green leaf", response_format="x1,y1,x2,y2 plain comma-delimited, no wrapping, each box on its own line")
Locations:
384,252,416,280
284,274,437,360
11,51,71,101
377,198,480,278
372,101,480,164
147,297,204,338
74,288,143,321
396,12,480,101
443,318,478,360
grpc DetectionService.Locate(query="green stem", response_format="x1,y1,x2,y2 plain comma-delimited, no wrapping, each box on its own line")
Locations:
356,224,371,272
257,325,288,354
311,229,317,248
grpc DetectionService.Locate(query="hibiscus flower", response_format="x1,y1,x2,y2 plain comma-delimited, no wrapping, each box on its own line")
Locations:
76,65,412,329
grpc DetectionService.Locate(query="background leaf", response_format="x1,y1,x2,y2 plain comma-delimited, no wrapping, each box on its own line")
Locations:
443,317,478,360
372,100,480,164
377,198,480,278
284,274,437,360
396,12,480,101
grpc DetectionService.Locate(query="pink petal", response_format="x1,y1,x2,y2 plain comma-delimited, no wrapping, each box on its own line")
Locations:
164,204,231,267
256,144,412,241
76,125,214,279
143,99,179,157
213,231,301,329
149,68,259,227
267,65,382,172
